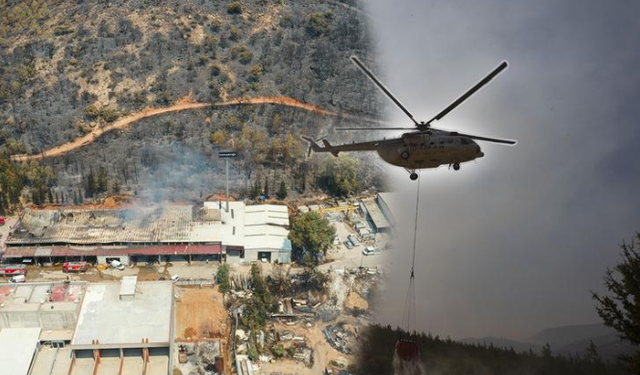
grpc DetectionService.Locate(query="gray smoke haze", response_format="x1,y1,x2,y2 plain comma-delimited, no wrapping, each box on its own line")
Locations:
364,0,640,340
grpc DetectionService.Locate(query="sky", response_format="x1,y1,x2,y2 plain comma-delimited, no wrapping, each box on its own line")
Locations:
360,0,640,340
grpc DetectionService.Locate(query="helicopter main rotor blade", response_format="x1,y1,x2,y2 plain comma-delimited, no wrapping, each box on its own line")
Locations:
451,131,517,145
427,61,508,125
350,56,420,127
336,127,416,131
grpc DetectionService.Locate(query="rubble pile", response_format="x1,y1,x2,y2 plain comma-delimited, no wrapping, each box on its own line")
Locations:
323,324,355,354
177,341,224,375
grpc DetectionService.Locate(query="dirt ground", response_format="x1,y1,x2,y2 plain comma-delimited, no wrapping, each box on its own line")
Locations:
345,291,369,310
175,286,229,340
258,321,357,375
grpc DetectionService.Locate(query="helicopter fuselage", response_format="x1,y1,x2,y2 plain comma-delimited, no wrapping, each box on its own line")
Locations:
376,131,484,169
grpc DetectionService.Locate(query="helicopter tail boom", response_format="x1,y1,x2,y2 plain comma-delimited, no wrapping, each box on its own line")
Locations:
302,136,340,157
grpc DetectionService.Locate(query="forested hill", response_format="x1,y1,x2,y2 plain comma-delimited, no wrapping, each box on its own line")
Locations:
0,0,384,209
355,324,632,375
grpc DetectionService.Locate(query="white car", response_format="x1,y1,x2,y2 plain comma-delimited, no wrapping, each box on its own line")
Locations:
9,275,26,283
110,260,125,270
362,247,376,256
171,275,180,283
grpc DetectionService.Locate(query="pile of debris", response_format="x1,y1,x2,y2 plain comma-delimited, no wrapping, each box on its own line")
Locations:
323,323,356,354
177,341,224,375
270,297,321,321
273,329,314,367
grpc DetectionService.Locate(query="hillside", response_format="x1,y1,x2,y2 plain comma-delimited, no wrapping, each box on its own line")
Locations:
460,324,636,362
356,324,633,375
0,0,384,208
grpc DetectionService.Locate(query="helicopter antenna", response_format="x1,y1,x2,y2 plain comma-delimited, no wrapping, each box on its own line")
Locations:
350,56,420,127
426,61,508,125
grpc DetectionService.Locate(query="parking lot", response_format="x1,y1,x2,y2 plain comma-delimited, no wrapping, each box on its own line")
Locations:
320,217,388,272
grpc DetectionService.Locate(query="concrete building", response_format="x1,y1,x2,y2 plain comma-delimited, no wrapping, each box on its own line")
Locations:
4,202,292,265
203,202,292,264
360,193,401,233
0,282,84,334
69,278,173,375
0,327,42,375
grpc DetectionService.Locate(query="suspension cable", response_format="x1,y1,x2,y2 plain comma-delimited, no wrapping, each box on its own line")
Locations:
402,171,421,337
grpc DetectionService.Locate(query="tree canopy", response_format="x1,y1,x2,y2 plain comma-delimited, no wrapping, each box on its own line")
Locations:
318,155,361,197
592,233,640,373
288,211,336,265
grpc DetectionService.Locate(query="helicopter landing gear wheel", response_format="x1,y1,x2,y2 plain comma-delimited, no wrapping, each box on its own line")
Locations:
410,173,418,180
453,163,460,171
401,151,410,160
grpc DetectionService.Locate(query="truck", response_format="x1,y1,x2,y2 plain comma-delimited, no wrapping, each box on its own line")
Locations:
63,261,89,273
0,264,27,276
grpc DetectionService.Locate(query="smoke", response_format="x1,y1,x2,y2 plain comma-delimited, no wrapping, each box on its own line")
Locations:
134,143,237,203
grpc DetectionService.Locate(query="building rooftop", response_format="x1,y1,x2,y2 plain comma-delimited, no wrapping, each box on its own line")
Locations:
6,205,226,246
0,327,42,375
376,192,401,226
71,281,172,348
0,282,85,310
361,197,391,230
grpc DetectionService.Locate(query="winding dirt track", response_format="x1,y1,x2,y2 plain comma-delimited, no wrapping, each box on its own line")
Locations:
10,96,382,162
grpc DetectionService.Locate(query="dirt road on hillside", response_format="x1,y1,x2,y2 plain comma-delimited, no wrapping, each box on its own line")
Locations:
11,96,384,162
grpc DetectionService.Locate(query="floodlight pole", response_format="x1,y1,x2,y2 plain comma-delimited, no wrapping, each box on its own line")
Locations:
226,158,229,213
218,151,237,214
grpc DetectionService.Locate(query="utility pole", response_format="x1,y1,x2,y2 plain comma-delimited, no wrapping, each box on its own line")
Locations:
226,158,229,212
218,151,238,213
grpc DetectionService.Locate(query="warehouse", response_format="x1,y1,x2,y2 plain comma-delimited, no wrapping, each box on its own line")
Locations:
360,193,401,233
210,203,292,263
4,202,292,264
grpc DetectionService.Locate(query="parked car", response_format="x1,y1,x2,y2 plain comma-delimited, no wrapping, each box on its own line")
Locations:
344,241,354,250
110,260,125,270
171,275,180,283
9,275,26,283
348,234,360,245
362,247,376,256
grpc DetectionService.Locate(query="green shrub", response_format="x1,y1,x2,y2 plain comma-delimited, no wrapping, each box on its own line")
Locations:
239,50,253,64
53,24,74,36
227,2,242,14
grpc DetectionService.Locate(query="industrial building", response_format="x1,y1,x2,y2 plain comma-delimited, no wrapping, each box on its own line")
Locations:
0,282,86,375
3,202,292,265
0,282,84,333
0,279,175,375
68,277,173,375
359,193,402,233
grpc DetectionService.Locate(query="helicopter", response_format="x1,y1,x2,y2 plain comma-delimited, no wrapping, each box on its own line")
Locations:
303,56,516,180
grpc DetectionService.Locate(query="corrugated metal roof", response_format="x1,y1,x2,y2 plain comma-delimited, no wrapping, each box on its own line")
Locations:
6,205,226,246
3,244,222,258
362,198,391,229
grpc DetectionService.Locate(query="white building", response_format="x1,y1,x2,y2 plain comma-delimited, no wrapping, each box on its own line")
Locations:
204,202,292,263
